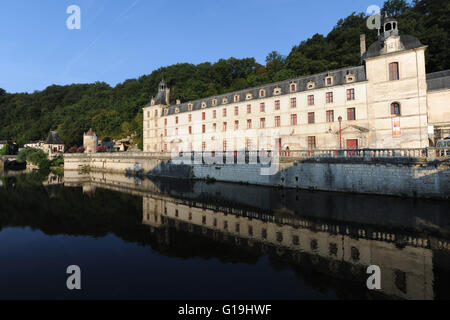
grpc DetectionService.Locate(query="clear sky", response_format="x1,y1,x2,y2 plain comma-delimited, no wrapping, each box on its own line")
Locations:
0,0,386,93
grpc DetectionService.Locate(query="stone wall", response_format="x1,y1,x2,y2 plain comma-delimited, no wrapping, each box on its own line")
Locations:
64,153,449,200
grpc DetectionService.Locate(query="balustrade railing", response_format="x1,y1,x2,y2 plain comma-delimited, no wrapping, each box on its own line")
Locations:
64,148,450,162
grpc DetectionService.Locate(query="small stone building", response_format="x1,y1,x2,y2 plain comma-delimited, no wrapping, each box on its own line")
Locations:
43,131,65,158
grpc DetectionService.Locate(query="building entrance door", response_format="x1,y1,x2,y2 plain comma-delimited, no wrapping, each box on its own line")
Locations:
346,139,358,155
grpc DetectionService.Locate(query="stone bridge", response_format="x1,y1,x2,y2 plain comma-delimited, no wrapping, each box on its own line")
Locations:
0,155,19,170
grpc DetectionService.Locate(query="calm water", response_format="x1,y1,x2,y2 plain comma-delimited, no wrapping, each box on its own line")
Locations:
0,170,449,300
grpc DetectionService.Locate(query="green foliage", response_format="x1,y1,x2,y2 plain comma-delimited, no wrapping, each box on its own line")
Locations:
17,148,48,168
0,0,448,150
51,157,64,167
0,144,9,155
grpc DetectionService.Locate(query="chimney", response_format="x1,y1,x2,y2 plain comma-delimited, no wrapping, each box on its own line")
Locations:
360,34,366,57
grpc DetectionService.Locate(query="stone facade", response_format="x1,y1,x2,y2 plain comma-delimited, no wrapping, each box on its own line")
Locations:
143,18,449,153
83,128,98,153
64,153,449,200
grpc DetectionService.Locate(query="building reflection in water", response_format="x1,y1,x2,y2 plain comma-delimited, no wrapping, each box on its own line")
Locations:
64,170,450,300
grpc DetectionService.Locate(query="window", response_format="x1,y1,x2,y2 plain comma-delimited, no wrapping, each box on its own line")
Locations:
246,93,253,100
189,126,192,135
307,81,315,89
290,83,297,92
347,108,356,121
164,119,167,126
260,118,266,129
234,120,239,130
188,104,193,111
175,108,180,114
202,124,206,133
275,116,281,128
201,102,207,108
202,142,206,151
308,136,316,150
222,98,228,104
260,89,265,97
247,105,252,114
175,116,179,124
188,114,192,122
212,123,217,132
290,97,297,108
247,119,252,129
234,106,239,116
202,112,206,121
213,110,217,119
389,62,399,81
275,100,280,110
223,108,227,117
391,102,401,116
274,87,281,95
326,92,333,103
164,129,167,137
347,88,355,101
326,77,333,86
260,103,265,113
234,95,240,103
290,114,297,126
223,140,227,151
308,95,314,106
326,110,334,123
164,144,168,152
212,99,217,106
308,112,315,124
223,122,227,132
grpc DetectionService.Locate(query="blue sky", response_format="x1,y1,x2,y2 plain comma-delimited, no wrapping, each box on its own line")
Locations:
0,0,386,93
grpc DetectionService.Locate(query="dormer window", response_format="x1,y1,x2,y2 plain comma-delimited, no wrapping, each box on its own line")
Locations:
260,89,266,98
325,76,333,86
246,93,253,100
188,103,193,111
273,87,281,95
346,73,355,83
307,81,315,90
164,108,169,116
212,99,217,106
222,97,228,104
234,95,240,103
290,82,297,92
175,108,180,114
201,102,207,109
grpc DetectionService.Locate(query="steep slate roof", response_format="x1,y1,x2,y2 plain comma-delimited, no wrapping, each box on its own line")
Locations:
45,131,64,145
427,70,450,92
163,65,366,116
362,35,424,60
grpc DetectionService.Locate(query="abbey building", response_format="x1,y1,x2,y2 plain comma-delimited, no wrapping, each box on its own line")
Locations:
143,17,450,153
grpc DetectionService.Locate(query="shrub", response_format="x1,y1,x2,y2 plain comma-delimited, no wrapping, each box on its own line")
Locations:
76,147,85,153
0,144,9,155
68,146,77,153
38,158,51,170
96,146,107,153
52,157,64,167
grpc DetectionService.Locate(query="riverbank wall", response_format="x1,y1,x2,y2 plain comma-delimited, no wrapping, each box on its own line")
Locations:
64,152,450,200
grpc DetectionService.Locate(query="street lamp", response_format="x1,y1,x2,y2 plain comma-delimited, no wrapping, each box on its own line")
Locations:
338,116,343,150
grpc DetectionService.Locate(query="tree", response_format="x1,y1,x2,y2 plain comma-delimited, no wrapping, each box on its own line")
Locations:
382,0,411,16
